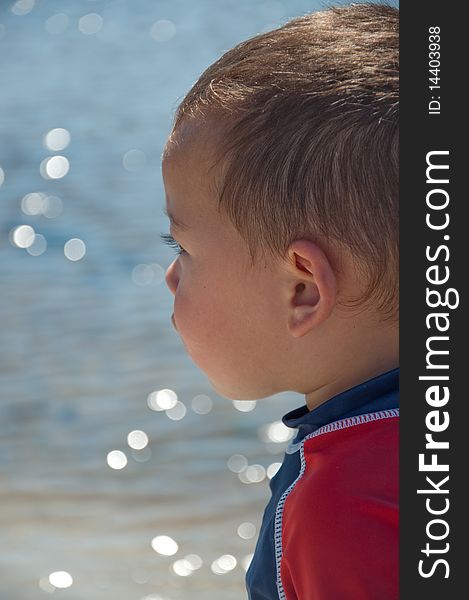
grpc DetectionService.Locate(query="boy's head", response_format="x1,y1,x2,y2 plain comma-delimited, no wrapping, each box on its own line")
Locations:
162,3,399,405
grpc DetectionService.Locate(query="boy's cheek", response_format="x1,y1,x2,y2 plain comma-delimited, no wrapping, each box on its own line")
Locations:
172,291,189,330
173,292,208,343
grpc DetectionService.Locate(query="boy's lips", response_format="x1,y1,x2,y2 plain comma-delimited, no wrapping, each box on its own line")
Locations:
171,313,177,329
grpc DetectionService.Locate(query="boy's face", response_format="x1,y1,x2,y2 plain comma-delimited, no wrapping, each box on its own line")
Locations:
162,119,289,400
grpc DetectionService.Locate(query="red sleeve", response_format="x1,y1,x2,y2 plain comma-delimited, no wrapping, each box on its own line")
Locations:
280,419,399,600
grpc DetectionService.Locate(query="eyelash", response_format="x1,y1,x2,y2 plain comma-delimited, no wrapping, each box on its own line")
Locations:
160,232,186,255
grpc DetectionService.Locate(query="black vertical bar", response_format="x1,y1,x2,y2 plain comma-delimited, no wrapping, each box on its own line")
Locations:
401,1,465,597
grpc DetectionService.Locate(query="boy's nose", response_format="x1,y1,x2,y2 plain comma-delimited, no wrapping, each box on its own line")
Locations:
165,259,179,295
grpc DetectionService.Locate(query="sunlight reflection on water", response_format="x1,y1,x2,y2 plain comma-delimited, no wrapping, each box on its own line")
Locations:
0,0,339,597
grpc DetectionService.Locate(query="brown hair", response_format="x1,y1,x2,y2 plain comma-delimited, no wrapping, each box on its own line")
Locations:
171,3,399,319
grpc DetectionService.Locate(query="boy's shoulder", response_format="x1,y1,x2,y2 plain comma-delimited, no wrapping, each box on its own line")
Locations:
247,365,399,599
279,412,399,599
286,410,399,513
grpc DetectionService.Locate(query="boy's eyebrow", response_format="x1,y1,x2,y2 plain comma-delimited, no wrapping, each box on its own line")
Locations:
163,206,188,232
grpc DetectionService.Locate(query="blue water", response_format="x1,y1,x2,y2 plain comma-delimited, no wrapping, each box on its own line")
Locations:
0,0,387,598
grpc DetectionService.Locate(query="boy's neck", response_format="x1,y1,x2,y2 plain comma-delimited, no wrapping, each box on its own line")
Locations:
303,320,399,412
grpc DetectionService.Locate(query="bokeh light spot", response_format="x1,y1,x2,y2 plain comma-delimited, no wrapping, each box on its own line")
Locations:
267,462,282,479
127,430,149,450
11,225,35,248
45,13,69,35
40,155,70,179
172,559,193,577
147,388,178,411
259,420,294,444
166,401,186,421
149,263,165,284
44,128,71,151
227,454,248,473
150,20,176,42
64,238,86,261
106,450,127,470
21,193,62,218
123,149,146,172
237,522,256,540
151,535,178,556
239,464,266,484
191,394,212,415
232,400,256,412
48,570,73,588
42,195,63,218
26,233,47,257
132,264,154,285
79,13,103,35
11,0,35,16
0,166,4,186
21,192,46,215
211,554,237,574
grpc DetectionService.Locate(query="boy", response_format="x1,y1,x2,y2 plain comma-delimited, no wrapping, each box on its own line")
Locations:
161,3,398,599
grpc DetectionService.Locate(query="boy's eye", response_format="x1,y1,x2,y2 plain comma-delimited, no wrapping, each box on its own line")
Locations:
160,232,187,255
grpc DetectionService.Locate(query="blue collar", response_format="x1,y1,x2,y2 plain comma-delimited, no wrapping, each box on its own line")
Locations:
282,368,399,444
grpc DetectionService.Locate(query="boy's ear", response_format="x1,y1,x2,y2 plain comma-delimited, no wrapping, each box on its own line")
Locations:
284,239,337,338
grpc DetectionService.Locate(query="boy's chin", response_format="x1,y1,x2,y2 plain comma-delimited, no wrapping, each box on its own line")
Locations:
207,376,265,402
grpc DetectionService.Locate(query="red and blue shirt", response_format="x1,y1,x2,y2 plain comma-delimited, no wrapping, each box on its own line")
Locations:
246,369,399,600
